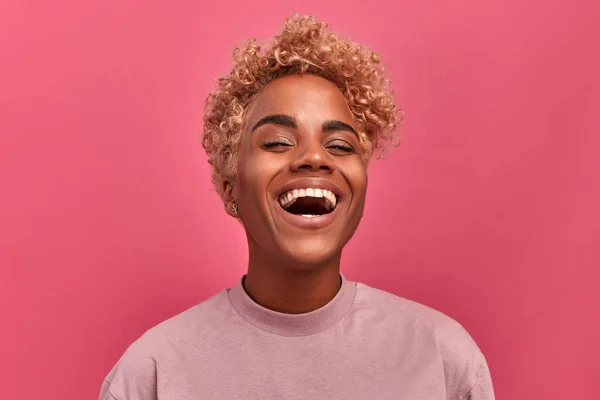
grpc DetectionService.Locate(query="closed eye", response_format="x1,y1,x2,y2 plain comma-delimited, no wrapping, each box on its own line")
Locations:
329,144,353,151
261,140,293,150
327,141,355,153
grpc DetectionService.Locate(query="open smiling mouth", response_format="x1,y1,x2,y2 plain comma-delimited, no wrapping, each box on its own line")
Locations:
278,188,338,218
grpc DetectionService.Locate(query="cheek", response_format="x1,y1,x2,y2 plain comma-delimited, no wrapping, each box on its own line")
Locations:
235,155,277,202
350,164,368,200
233,140,262,198
235,163,261,200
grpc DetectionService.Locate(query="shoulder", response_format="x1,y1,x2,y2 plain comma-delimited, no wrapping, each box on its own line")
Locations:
355,281,483,354
100,289,229,399
124,288,230,356
354,282,491,396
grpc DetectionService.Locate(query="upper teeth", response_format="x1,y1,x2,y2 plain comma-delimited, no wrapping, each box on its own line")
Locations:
279,188,337,210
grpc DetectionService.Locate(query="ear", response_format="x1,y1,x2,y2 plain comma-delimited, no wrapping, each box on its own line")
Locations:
221,178,238,218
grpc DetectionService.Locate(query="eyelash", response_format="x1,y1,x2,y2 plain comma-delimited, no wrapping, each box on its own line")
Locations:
328,143,354,152
260,141,354,153
261,140,292,149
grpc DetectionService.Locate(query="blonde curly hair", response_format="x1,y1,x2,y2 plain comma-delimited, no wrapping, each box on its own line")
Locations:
202,14,402,198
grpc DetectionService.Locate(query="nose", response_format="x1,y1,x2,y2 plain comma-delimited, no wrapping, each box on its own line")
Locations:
289,139,335,173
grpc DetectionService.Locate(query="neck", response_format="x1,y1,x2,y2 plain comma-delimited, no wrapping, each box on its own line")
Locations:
243,243,343,314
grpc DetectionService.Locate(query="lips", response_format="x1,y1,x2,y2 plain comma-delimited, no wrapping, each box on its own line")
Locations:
275,178,343,204
278,188,337,211
274,197,341,229
272,178,344,229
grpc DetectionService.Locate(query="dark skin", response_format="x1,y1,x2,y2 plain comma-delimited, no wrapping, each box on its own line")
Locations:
221,74,368,314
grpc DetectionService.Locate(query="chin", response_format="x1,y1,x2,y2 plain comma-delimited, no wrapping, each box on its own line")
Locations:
278,237,343,269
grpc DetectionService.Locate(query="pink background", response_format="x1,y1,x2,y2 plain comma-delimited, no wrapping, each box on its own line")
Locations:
1,0,599,399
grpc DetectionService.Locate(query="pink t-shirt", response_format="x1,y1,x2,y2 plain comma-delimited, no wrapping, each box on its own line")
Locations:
99,275,494,399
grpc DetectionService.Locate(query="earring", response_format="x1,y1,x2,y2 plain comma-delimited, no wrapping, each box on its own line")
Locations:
232,204,238,215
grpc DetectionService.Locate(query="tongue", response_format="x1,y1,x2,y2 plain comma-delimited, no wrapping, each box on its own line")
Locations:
286,197,330,216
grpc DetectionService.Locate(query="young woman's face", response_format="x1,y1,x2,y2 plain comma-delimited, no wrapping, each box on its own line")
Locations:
228,74,368,266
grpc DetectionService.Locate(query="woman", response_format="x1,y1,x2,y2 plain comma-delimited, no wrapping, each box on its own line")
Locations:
99,14,494,400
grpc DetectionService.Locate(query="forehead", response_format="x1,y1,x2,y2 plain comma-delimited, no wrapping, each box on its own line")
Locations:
245,74,355,126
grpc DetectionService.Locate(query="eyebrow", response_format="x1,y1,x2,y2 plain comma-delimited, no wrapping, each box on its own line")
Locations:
251,114,358,137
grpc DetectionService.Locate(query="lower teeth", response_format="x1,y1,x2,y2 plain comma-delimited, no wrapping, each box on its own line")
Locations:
301,214,317,218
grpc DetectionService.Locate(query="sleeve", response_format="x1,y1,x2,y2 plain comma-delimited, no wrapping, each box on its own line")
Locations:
463,361,495,400
97,339,158,400
99,380,118,400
